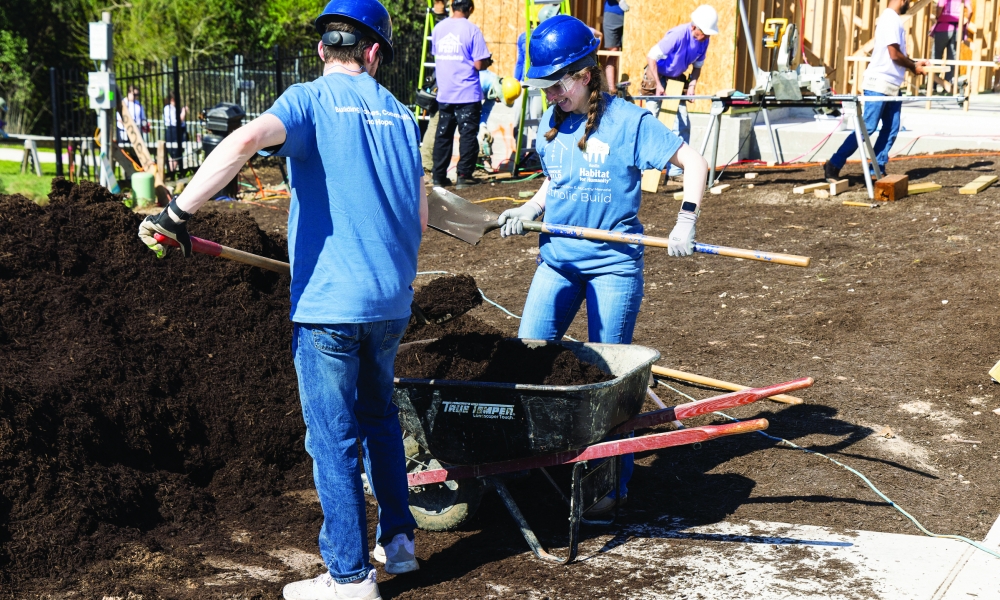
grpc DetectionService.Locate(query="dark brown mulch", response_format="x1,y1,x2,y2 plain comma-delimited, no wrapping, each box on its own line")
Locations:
411,273,482,321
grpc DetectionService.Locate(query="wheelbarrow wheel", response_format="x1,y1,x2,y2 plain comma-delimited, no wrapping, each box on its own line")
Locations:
404,436,483,531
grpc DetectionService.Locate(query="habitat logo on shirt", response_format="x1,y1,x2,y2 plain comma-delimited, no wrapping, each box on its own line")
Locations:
579,136,611,184
435,33,464,61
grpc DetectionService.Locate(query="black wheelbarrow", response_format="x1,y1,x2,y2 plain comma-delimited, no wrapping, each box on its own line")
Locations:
391,339,813,564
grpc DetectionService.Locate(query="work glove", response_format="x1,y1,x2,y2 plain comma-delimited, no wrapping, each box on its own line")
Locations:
618,0,630,11
478,123,493,157
667,210,697,257
138,199,193,258
497,201,543,237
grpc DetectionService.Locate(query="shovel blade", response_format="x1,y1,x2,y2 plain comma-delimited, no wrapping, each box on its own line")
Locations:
427,187,501,245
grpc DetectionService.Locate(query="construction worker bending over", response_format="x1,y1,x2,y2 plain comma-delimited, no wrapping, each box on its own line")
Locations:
496,16,708,517
431,0,492,189
824,0,928,181
642,5,718,180
139,1,426,598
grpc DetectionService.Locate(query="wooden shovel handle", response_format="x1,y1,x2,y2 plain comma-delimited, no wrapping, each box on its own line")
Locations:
651,365,805,405
520,221,810,267
153,232,290,276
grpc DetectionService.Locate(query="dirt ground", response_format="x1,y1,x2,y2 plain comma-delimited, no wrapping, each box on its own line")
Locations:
6,153,1000,598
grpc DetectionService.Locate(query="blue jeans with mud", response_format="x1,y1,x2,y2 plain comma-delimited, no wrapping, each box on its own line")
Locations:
292,318,417,583
518,260,644,498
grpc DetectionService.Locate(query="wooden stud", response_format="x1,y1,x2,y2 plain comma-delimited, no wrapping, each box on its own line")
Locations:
641,169,665,193
657,79,684,129
709,184,730,195
793,182,829,194
959,175,998,195
874,174,909,202
830,179,849,195
908,181,942,195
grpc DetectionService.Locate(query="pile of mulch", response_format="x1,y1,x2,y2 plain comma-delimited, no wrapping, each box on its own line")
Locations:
395,331,613,386
0,180,304,588
411,274,482,322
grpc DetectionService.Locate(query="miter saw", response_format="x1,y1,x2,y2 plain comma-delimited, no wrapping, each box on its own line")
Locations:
751,18,831,102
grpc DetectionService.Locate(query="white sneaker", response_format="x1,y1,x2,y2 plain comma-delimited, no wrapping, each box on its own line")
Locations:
372,533,420,574
282,570,381,600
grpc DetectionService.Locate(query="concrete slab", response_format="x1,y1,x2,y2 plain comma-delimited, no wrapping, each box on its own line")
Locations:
573,515,1000,599
746,94,1000,164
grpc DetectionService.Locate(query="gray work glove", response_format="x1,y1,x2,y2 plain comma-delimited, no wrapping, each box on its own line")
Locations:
618,0,630,11
667,211,697,257
138,199,192,258
497,201,543,238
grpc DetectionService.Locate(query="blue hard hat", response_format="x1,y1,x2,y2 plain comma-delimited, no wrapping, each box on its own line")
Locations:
524,15,599,87
315,0,394,64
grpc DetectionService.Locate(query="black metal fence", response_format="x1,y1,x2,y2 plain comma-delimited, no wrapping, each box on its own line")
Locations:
52,30,423,181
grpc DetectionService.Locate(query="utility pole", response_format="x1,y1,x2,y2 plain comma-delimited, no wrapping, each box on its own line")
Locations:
87,12,118,191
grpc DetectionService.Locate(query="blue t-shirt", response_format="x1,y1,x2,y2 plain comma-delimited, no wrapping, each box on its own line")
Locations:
262,73,423,324
604,0,625,16
535,95,683,275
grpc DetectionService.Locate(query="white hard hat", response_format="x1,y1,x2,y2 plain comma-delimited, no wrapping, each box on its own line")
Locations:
691,5,719,36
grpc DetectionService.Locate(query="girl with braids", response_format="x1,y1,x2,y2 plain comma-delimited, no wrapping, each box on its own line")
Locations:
497,15,709,517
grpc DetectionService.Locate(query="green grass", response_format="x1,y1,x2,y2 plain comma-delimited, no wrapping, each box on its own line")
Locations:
0,140,56,153
0,160,58,203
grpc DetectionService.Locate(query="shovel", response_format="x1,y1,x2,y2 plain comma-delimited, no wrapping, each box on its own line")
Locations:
152,233,442,325
428,188,811,268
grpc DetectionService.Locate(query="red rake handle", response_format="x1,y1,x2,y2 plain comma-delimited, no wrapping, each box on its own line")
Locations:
609,377,813,435
153,232,290,276
407,419,769,487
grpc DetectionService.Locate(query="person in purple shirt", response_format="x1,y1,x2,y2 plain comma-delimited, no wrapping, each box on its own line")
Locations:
643,5,718,178
931,0,970,90
431,0,492,189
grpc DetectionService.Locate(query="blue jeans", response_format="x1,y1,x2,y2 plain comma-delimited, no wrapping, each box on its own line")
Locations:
518,261,643,497
829,89,902,174
292,318,417,583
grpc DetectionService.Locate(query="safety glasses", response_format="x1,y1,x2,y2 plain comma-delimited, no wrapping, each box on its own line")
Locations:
542,74,579,98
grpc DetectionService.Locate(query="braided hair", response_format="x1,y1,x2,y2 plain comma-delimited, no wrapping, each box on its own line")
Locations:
543,62,608,151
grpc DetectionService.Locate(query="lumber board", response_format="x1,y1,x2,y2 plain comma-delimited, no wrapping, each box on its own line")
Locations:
908,181,942,195
117,95,155,171
830,179,849,195
793,182,829,194
874,174,909,202
959,175,998,195
641,169,665,193
657,79,684,129
709,184,730,195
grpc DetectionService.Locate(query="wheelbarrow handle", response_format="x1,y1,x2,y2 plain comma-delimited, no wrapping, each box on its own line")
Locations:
609,377,813,435
406,419,769,487
520,221,811,267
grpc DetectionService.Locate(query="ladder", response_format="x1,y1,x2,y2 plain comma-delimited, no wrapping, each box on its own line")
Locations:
414,0,441,122
511,0,571,176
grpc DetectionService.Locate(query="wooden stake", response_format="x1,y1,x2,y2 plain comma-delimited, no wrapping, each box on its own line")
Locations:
959,175,998,195
650,365,804,405
843,200,879,208
908,181,942,195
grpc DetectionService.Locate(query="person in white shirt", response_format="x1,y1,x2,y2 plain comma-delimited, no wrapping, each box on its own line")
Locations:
824,0,928,181
163,93,188,171
116,86,149,145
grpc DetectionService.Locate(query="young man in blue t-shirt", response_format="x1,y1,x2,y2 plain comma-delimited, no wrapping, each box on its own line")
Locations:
138,1,426,598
